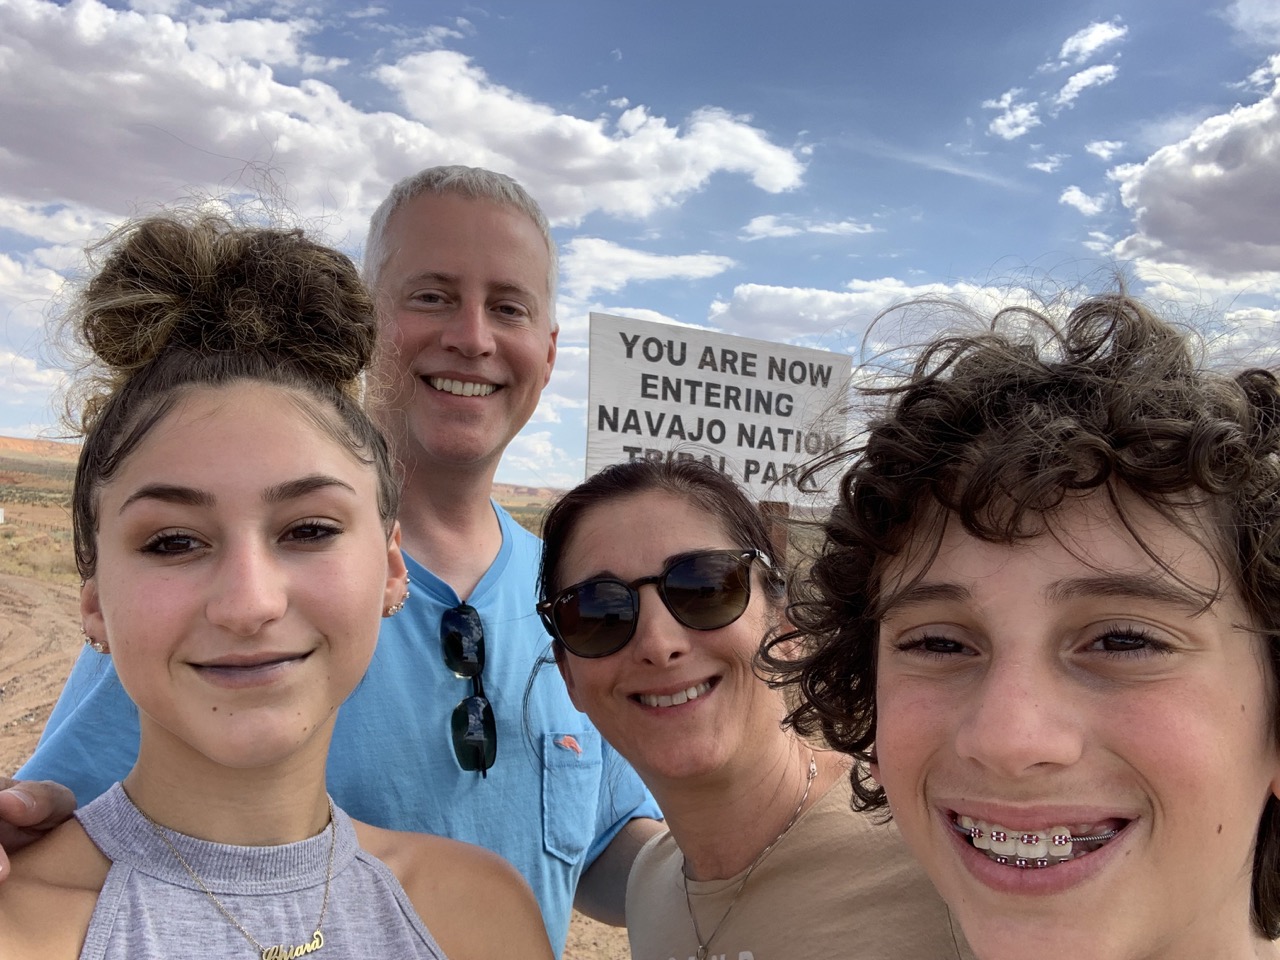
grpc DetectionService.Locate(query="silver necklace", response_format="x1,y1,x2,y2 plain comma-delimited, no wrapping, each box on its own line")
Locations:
683,749,818,960
132,793,337,960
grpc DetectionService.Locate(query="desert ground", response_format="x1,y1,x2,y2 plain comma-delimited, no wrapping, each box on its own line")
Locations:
0,436,627,959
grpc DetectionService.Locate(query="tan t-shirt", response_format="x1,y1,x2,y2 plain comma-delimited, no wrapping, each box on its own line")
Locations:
626,776,973,960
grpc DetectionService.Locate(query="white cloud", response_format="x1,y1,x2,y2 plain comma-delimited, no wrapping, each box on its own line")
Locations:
560,237,736,300
1027,153,1067,173
503,429,581,489
1083,229,1114,253
1214,305,1280,365
0,1,805,240
0,348,65,397
0,253,68,332
377,51,805,221
423,24,465,47
0,199,116,247
1244,55,1280,92
1049,20,1128,69
1054,64,1118,108
1111,77,1280,281
706,278,1045,346
1059,185,1107,216
1225,0,1280,45
187,16,345,72
983,89,1041,140
740,214,875,240
1085,139,1124,160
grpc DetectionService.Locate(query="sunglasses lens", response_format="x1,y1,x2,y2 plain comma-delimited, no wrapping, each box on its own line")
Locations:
451,693,496,772
553,579,636,658
663,552,752,629
442,602,484,678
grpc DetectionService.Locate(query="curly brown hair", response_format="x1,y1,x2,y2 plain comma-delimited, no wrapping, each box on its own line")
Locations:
64,212,401,579
764,291,1280,936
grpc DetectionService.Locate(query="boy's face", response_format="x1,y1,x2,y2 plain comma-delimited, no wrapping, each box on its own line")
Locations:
873,493,1280,960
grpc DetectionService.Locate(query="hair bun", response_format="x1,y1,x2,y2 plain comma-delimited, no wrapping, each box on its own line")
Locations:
78,213,376,388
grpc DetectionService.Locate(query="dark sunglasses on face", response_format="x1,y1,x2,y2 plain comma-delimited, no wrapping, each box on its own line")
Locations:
441,602,496,777
537,548,773,659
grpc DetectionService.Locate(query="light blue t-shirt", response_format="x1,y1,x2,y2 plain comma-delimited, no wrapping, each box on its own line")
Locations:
20,503,660,955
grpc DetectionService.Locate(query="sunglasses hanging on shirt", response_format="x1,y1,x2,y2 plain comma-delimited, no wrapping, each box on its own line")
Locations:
441,602,497,777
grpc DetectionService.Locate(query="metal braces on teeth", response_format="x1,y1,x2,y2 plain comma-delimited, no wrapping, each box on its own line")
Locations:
950,817,1119,863
950,821,1118,845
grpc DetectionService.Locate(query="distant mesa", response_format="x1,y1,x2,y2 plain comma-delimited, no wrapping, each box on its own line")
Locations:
0,436,562,503
0,435,80,462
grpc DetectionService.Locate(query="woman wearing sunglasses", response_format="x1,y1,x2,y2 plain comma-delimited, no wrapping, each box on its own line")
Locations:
0,212,553,959
772,293,1280,960
537,459,969,959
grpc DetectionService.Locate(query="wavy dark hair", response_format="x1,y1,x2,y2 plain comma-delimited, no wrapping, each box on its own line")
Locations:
763,291,1280,937
64,212,401,579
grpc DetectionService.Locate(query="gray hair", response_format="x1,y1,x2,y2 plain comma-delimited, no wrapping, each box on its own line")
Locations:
363,165,558,323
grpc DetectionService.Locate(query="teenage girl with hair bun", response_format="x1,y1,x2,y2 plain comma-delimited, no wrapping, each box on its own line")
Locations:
0,212,553,960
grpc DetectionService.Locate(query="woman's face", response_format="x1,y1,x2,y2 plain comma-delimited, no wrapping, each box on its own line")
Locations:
81,381,407,773
874,493,1280,960
553,489,783,788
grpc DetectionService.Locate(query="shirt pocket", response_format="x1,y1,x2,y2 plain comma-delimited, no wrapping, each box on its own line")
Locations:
542,728,604,864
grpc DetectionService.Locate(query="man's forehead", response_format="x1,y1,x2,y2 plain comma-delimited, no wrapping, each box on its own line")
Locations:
383,194,551,278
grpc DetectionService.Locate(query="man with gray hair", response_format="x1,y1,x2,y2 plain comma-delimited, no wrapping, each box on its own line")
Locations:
3,166,662,954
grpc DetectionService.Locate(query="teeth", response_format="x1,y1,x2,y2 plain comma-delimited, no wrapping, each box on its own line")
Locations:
428,377,497,397
953,817,1119,867
638,681,712,709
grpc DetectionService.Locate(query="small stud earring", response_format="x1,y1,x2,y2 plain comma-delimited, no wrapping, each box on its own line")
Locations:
83,633,108,654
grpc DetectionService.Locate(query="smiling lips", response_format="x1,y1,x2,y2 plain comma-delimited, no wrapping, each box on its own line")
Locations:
192,652,311,688
427,376,497,397
635,679,714,709
952,814,1125,868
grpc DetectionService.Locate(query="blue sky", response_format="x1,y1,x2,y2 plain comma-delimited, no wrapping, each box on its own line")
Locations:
2,0,1278,488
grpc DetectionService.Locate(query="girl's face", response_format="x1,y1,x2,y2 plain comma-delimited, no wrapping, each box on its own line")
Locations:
81,381,406,774
553,489,783,789
874,493,1280,960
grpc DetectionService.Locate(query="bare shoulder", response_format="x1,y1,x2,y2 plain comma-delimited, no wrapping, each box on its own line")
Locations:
353,821,553,960
0,819,108,957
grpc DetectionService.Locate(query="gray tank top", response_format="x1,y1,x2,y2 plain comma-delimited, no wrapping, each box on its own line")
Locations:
76,783,447,960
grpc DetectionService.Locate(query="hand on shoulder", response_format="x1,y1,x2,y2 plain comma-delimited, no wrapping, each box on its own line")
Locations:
0,778,78,882
0,817,107,958
354,821,554,960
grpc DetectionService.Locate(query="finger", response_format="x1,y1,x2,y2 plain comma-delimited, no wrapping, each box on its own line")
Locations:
0,786,38,826
0,781,76,830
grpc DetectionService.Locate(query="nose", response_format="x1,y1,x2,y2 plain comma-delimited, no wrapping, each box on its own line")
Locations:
952,652,1084,778
439,297,496,358
205,540,288,637
628,583,693,667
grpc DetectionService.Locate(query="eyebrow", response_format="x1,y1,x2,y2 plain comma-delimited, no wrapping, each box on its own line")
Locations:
402,270,542,302
119,484,215,514
263,475,357,504
1045,573,1211,612
880,572,1211,618
118,474,355,515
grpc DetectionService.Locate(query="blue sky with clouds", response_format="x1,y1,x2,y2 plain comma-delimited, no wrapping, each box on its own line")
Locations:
2,0,1278,487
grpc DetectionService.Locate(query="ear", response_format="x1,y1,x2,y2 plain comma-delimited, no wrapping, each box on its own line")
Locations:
542,324,558,388
552,643,584,712
81,577,107,652
382,521,409,612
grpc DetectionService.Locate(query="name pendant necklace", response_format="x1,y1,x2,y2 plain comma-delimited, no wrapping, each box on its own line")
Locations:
683,749,818,960
134,795,337,960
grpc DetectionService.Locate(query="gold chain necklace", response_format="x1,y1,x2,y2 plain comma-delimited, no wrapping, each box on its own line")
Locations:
131,794,337,960
683,749,818,960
